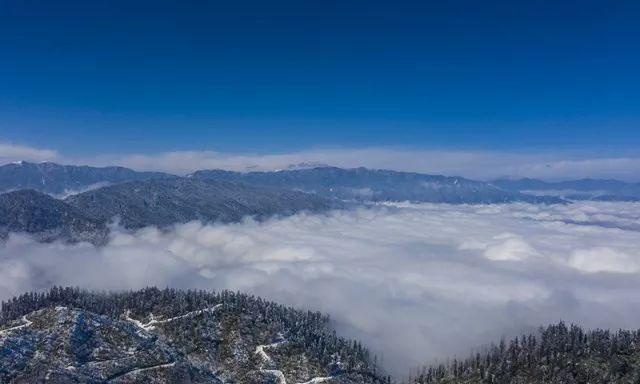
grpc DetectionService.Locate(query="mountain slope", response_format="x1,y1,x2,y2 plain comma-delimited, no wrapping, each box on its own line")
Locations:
0,189,108,244
64,178,339,229
4,289,639,384
493,178,640,202
411,322,640,384
0,287,384,384
0,161,172,196
191,167,562,204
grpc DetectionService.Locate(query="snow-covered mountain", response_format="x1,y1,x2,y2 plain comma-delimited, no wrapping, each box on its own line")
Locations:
1,161,568,204
0,287,383,383
191,167,563,204
410,322,640,383
0,161,173,196
0,178,338,243
0,189,108,244
65,178,339,230
3,287,640,384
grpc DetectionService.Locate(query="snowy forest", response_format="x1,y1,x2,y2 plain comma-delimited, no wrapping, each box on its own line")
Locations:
410,322,640,383
2,287,640,383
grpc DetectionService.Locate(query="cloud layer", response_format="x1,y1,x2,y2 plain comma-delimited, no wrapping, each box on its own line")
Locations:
0,142,59,164
1,201,640,375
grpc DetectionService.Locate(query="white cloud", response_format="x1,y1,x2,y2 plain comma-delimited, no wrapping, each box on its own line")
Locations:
483,233,539,261
568,247,640,274
0,142,59,164
1,201,640,374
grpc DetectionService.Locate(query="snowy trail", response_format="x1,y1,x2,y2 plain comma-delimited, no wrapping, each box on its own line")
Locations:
262,369,287,384
106,361,176,382
254,337,335,384
2,308,334,384
255,337,288,383
0,315,33,336
255,339,287,364
125,304,222,331
297,377,335,384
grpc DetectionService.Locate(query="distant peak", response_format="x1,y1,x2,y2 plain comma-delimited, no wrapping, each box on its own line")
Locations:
285,162,331,170
4,160,59,167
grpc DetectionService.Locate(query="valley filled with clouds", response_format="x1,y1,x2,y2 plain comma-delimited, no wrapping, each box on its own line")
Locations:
1,201,639,374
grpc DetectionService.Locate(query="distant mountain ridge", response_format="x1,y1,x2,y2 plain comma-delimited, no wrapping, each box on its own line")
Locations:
65,177,338,229
0,189,109,244
2,161,636,203
0,161,568,204
494,178,640,202
0,178,338,243
190,167,562,204
0,161,173,196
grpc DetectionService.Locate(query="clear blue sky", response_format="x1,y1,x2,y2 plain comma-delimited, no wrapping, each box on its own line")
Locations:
0,0,638,156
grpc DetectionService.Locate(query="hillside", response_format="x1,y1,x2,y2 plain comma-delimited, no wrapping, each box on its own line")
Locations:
191,167,562,204
410,322,640,384
493,178,640,202
0,189,108,244
2,288,640,383
0,178,338,242
0,161,172,196
64,178,339,229
0,287,386,384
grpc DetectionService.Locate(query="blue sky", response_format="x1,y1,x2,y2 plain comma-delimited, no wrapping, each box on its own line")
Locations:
0,0,638,157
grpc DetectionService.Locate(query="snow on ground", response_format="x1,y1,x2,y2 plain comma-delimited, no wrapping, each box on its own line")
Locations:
125,304,222,331
255,335,336,384
121,362,176,376
298,378,335,384
0,315,33,336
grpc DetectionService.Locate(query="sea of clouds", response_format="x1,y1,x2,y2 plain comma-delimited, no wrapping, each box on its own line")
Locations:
1,201,640,375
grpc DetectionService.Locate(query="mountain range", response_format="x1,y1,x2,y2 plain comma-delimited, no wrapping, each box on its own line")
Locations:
493,178,640,202
0,189,109,244
2,162,565,204
190,167,562,204
0,178,336,244
0,161,172,196
65,178,337,230
3,161,639,244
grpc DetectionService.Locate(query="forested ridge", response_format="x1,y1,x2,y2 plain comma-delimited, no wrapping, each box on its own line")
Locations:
0,287,388,383
410,322,640,384
2,287,639,383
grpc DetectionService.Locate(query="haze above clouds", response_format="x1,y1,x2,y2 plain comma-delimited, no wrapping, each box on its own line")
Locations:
2,141,640,181
1,201,639,374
